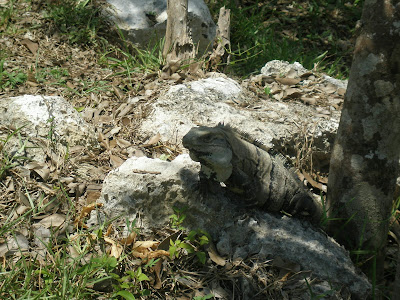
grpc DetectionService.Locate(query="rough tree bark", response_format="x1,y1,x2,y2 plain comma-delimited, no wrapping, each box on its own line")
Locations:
207,6,231,71
327,0,400,268
163,0,195,65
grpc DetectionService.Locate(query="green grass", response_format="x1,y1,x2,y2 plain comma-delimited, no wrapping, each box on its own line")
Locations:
0,60,27,91
35,66,70,85
99,36,165,77
44,0,110,47
206,0,363,78
0,126,30,179
0,231,116,298
0,199,211,298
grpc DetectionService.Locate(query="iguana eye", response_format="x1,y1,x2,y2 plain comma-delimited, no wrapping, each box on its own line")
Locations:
201,134,214,143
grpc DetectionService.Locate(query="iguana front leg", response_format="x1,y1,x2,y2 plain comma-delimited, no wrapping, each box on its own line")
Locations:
224,167,261,206
198,165,224,196
283,193,323,224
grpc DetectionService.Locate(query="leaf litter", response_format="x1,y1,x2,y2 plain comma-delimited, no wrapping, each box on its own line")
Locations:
0,0,398,299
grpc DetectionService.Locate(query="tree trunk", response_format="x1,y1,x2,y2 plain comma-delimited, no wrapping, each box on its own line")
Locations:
327,0,400,266
163,0,195,64
207,6,231,71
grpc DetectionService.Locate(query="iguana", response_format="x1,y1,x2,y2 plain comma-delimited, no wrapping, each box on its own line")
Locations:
182,123,323,224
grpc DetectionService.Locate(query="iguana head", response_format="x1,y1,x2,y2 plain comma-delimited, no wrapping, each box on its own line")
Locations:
182,125,233,182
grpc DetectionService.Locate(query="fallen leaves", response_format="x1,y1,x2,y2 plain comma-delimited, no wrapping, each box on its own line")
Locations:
20,38,38,56
74,202,103,228
249,64,346,109
131,241,170,262
37,213,66,228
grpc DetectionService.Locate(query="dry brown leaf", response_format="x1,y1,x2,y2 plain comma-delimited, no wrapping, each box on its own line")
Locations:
66,81,75,89
133,241,159,250
337,87,346,96
321,83,337,94
38,213,66,228
143,133,161,147
105,224,113,237
301,171,326,192
86,190,101,204
0,234,29,257
169,73,182,81
300,97,317,105
32,226,52,247
98,115,113,123
274,91,284,101
109,139,117,149
68,244,80,259
316,174,328,184
34,167,50,181
132,249,170,260
98,132,109,149
109,126,121,136
115,103,134,118
329,97,343,106
16,205,29,215
0,243,9,257
111,243,124,259
207,248,226,266
315,107,331,115
120,231,137,246
131,250,149,258
112,85,124,100
4,177,14,193
26,161,49,174
282,88,302,100
286,68,300,79
300,71,314,78
20,38,38,55
110,154,124,168
116,138,131,148
275,77,301,85
269,82,281,94
26,80,39,87
104,236,124,258
74,202,103,227
152,259,163,289
158,231,182,251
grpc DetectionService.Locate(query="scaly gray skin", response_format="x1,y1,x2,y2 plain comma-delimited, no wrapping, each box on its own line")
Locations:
182,124,323,224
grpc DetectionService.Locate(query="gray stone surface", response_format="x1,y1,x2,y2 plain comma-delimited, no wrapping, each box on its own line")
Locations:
99,154,371,298
261,60,348,89
105,0,216,55
261,60,309,78
0,95,98,162
140,75,340,170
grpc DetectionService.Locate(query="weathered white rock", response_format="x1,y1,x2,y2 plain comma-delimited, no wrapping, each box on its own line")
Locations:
0,95,98,162
140,76,340,171
261,60,348,89
261,60,309,78
105,0,216,55
99,154,371,298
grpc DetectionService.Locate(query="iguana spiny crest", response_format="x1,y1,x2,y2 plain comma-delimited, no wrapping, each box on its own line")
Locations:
182,123,323,224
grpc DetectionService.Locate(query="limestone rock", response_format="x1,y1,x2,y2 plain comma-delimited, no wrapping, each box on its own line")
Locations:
0,95,98,162
140,75,340,171
99,154,371,298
